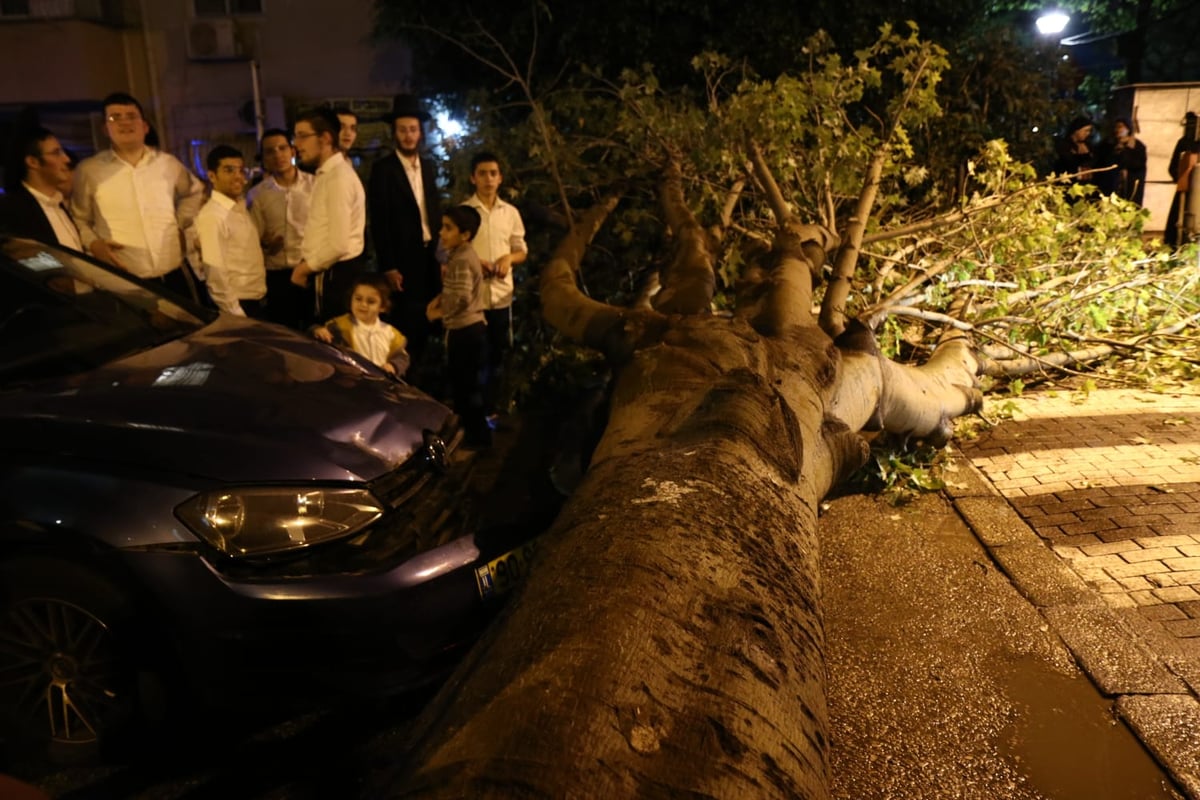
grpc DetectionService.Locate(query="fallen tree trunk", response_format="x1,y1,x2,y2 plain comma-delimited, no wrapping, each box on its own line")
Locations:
372,161,980,798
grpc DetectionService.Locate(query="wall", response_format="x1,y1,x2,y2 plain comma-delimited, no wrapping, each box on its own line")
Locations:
1112,82,1200,233
151,0,411,167
0,0,410,171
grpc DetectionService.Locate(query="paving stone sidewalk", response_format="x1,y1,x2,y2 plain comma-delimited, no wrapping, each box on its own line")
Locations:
960,389,1200,645
951,386,1200,798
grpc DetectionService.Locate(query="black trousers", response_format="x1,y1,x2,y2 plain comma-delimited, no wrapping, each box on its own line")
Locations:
239,297,266,319
154,266,199,304
447,321,490,446
319,254,367,320
385,247,441,367
483,305,512,415
263,268,311,330
1165,191,1189,247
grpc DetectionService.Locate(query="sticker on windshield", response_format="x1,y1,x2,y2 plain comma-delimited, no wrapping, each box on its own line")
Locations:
19,252,64,272
153,362,214,387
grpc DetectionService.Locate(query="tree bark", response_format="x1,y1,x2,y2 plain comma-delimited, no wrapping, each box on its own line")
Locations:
372,172,981,797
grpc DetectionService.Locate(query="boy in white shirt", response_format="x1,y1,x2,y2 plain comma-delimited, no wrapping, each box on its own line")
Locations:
463,151,527,423
195,145,266,317
72,92,205,300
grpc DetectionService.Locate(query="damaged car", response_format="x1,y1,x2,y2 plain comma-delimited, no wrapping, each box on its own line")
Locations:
0,236,535,760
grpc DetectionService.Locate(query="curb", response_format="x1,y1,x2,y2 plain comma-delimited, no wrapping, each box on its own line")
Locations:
944,451,1200,800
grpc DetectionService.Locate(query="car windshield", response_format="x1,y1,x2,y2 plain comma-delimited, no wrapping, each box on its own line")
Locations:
0,237,213,384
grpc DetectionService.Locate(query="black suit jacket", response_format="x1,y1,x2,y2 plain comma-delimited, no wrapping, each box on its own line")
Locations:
367,152,442,302
0,185,58,244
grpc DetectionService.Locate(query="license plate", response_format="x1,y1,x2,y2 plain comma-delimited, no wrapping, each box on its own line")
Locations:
475,541,536,600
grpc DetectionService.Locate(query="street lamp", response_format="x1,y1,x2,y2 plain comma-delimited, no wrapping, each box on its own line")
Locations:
1036,11,1070,35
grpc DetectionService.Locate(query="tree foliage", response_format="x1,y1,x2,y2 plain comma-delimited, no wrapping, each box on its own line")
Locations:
391,5,1196,417
376,0,1083,179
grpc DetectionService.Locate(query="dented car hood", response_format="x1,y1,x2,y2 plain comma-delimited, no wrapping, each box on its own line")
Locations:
0,316,452,484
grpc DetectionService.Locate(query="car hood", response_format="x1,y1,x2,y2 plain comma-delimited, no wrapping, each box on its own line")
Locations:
0,315,452,483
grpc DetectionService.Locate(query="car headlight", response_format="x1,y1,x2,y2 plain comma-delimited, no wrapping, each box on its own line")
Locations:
176,487,385,557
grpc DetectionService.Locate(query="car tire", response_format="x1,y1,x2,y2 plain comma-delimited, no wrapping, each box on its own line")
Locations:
0,557,163,764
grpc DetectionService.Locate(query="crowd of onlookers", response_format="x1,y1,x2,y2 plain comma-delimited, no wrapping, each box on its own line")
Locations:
0,92,528,449
1052,111,1200,247
6,95,1198,448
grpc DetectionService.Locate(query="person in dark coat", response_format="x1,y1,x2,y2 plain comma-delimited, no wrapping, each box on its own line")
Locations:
1104,118,1147,206
1165,111,1200,247
367,94,443,378
1053,116,1096,196
0,126,82,249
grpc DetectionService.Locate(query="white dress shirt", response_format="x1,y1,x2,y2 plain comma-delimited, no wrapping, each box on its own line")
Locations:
399,150,432,243
71,148,205,278
247,169,314,270
23,182,82,250
352,318,398,368
301,152,365,272
465,193,527,309
195,190,266,316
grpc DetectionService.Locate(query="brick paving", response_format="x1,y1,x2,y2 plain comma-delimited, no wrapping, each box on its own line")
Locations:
958,388,1200,647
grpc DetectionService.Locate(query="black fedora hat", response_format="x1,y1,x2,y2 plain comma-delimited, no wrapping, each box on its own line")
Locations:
386,94,431,123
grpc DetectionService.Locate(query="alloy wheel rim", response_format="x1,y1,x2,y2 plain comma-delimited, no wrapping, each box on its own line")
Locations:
0,598,124,745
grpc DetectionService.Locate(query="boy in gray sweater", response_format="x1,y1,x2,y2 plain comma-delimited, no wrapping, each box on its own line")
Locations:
426,204,490,447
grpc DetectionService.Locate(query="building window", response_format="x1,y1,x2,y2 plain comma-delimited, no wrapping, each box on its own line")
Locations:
193,0,261,16
0,0,31,17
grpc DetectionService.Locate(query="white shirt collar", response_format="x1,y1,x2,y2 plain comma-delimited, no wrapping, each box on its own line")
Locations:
353,316,386,331
263,169,303,190
317,151,347,176
209,190,240,210
468,192,508,212
22,182,64,206
106,146,155,168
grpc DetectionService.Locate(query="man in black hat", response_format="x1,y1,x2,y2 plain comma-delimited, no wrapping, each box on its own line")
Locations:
1053,116,1096,183
368,94,444,379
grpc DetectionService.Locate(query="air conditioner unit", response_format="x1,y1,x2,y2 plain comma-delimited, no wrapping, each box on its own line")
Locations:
187,19,240,61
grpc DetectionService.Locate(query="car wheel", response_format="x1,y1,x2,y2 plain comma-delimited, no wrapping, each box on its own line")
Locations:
0,558,147,762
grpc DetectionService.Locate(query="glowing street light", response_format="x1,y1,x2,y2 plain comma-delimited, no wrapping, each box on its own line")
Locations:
1036,11,1070,35
436,112,464,139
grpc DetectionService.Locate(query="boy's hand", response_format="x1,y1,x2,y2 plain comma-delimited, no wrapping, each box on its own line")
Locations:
90,240,127,270
383,269,404,292
313,327,333,343
425,296,443,322
291,261,312,288
494,254,512,279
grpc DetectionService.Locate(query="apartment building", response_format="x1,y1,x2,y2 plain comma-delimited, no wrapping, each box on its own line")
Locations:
0,0,412,177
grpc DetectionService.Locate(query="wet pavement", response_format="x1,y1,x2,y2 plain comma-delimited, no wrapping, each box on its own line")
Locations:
951,386,1200,797
822,490,1181,799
